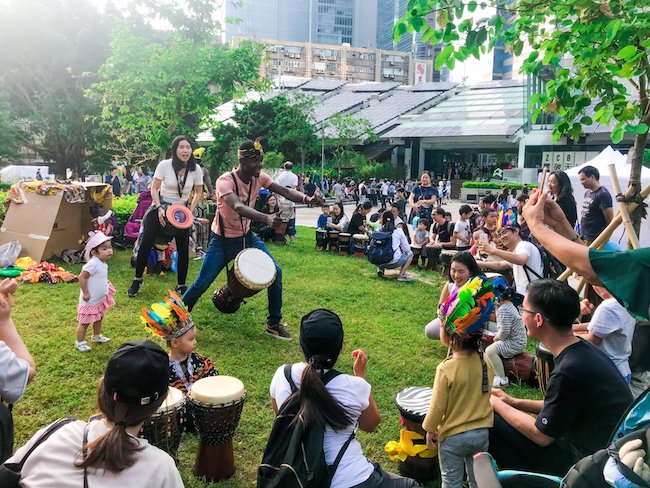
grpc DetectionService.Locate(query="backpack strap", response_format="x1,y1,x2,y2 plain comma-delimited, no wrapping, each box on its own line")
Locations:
328,429,356,485
523,263,543,280
9,417,76,470
283,364,298,393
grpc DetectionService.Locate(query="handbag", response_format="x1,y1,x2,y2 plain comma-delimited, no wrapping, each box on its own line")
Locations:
0,417,76,488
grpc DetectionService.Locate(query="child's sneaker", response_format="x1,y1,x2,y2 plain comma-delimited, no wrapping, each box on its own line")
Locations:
397,274,413,282
265,323,293,341
493,376,509,388
91,334,111,344
175,284,188,295
75,341,92,352
127,279,142,297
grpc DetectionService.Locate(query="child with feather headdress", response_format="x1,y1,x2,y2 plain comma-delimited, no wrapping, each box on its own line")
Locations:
422,276,501,488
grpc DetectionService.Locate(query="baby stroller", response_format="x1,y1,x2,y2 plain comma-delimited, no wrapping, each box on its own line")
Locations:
473,386,650,488
124,190,153,245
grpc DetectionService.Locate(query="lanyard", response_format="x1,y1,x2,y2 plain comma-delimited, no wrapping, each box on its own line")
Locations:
176,168,189,199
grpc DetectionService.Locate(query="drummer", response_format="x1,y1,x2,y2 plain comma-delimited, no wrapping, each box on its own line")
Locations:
183,139,320,341
128,135,204,297
326,202,349,233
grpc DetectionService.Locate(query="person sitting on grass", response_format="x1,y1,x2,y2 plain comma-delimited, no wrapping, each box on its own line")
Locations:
423,276,496,488
413,218,430,267
317,204,331,230
376,211,413,282
142,290,217,395
268,309,419,488
327,202,349,233
425,251,481,340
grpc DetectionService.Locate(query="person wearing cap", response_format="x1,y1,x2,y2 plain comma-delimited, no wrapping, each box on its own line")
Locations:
182,139,321,341
128,135,204,298
6,340,184,487
477,223,543,296
75,231,114,352
269,309,419,487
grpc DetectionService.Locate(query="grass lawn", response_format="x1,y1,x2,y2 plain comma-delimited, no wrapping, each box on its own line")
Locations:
11,226,541,487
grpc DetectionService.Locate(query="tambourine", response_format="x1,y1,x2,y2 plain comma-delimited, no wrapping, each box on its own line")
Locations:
165,204,194,230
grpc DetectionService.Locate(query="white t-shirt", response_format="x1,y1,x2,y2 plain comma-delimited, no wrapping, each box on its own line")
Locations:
454,219,472,247
269,363,375,488
9,419,183,488
588,297,636,377
79,257,109,305
510,240,543,295
381,183,389,196
153,159,203,205
275,170,298,188
0,341,29,403
388,226,410,263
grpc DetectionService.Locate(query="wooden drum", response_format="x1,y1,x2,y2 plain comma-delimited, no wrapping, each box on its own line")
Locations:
410,245,422,268
212,249,276,314
141,387,185,462
338,233,351,255
316,229,328,251
536,343,555,396
189,376,247,482
440,250,458,277
394,387,439,484
329,230,340,253
353,234,369,258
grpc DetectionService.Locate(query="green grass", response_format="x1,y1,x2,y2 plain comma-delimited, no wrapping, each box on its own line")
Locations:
11,226,541,487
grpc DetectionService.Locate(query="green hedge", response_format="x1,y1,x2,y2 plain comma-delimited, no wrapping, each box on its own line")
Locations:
461,181,538,190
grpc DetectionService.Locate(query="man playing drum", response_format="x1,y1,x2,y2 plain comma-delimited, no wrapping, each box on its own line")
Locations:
183,139,320,341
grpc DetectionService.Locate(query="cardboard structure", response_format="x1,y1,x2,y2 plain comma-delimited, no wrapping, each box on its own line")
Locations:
0,183,113,262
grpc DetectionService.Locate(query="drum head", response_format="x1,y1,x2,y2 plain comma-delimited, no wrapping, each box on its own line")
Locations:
395,386,432,423
166,205,194,230
158,387,184,413
234,248,276,288
190,376,245,405
353,234,368,241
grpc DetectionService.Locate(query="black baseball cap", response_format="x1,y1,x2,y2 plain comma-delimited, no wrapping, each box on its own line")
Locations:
104,340,169,406
300,309,344,367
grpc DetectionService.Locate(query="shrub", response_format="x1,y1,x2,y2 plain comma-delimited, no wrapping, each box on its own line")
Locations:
461,181,538,190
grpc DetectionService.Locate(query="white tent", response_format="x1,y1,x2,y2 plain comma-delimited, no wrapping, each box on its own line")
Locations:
565,146,650,248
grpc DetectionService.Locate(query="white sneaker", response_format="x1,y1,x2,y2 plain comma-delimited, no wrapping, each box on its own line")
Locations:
91,334,111,344
75,341,92,352
493,376,509,388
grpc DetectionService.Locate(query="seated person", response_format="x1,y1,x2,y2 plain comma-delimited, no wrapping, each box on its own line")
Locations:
317,204,331,230
425,208,457,268
389,203,410,243
348,201,372,253
376,211,413,282
412,218,430,267
489,279,632,477
142,291,217,395
480,207,499,242
251,193,279,241
327,202,349,233
572,285,636,383
269,309,419,488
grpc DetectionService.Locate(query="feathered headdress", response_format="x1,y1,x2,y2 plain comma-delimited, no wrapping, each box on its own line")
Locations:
141,290,194,341
440,276,500,339
237,137,264,160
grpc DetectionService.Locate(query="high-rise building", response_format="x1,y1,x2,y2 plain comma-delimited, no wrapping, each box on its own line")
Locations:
218,0,377,48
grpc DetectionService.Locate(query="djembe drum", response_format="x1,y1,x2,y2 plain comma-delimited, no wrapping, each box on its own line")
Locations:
410,245,422,268
536,343,555,396
212,249,277,313
353,234,369,258
394,387,439,483
189,376,247,482
316,229,328,251
329,230,340,253
440,250,457,277
163,204,194,239
141,386,185,462
338,233,351,255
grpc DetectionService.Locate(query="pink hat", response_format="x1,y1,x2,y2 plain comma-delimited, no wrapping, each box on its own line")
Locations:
85,231,113,253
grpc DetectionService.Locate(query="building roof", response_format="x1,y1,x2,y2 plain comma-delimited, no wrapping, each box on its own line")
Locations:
300,78,347,92
312,92,375,124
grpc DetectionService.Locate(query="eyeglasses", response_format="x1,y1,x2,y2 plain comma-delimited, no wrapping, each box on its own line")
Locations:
517,306,540,316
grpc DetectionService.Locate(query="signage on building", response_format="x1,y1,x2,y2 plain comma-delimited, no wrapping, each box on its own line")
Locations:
415,62,427,84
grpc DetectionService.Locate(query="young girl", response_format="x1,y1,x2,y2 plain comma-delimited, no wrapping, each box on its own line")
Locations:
425,251,480,340
76,231,114,352
484,281,528,387
423,276,496,488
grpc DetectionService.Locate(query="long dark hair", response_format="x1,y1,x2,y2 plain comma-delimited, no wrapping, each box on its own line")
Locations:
381,210,395,232
171,135,197,173
75,379,166,472
448,251,481,282
331,202,346,224
550,171,575,203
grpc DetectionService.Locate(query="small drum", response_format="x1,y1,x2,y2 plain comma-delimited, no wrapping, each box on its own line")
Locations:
194,217,210,252
329,230,340,253
212,249,277,314
141,387,185,461
353,234,369,258
440,250,457,277
536,343,555,396
338,233,351,255
165,204,194,231
189,376,247,482
394,387,439,483
502,353,538,388
316,229,328,251
410,245,422,268
273,222,288,245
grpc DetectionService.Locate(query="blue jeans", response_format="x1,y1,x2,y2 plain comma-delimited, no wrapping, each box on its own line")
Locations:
439,428,489,488
183,233,282,326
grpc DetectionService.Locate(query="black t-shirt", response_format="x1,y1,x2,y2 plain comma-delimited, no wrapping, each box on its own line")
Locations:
556,195,578,229
535,339,632,457
349,212,366,234
432,221,453,243
393,198,407,220
580,186,612,240
304,182,317,197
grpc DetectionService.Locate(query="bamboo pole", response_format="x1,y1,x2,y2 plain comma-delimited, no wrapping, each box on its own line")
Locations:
608,163,641,249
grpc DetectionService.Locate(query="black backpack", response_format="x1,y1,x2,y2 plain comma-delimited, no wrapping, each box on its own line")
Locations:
523,242,566,280
367,230,395,265
0,402,13,464
257,365,355,488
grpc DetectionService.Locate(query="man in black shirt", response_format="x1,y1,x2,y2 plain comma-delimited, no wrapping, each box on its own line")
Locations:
578,165,613,242
488,279,632,476
423,207,456,268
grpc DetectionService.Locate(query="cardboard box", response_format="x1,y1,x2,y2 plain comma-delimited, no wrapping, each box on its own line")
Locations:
0,183,112,262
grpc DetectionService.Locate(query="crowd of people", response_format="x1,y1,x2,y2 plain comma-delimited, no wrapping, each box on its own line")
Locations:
1,136,648,488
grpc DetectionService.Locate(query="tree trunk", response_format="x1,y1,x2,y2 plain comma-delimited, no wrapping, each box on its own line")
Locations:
626,130,647,245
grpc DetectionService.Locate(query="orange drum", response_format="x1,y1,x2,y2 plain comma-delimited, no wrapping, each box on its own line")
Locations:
165,204,194,230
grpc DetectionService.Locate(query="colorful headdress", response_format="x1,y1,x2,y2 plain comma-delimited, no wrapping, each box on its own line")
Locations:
141,290,194,341
237,137,264,160
439,276,499,339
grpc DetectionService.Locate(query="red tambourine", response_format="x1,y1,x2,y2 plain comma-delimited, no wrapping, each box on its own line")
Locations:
165,204,194,230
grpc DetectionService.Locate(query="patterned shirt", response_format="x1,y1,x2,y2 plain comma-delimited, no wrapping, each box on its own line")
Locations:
168,352,218,394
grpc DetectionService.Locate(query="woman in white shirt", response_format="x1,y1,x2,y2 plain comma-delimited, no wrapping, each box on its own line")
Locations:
128,135,203,297
376,211,414,282
269,309,419,488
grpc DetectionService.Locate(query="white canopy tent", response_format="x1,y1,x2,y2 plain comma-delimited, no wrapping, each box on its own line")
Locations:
564,146,650,248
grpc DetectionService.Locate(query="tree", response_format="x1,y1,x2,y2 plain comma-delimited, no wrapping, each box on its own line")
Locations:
323,114,377,176
0,0,112,177
398,0,649,235
90,27,267,163
0,92,21,165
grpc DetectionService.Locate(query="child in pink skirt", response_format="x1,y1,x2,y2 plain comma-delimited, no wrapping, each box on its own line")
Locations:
76,231,115,352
